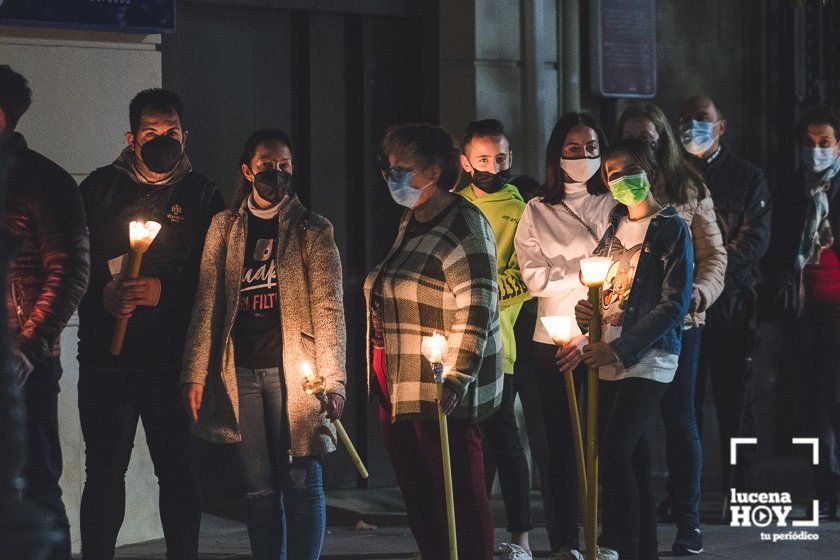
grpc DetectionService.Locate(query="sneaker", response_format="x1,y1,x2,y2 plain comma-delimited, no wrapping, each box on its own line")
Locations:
597,546,619,560
500,543,533,559
672,527,704,555
550,547,584,560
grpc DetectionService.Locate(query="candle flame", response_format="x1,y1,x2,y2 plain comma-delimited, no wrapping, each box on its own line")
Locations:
540,316,573,345
580,256,612,287
301,360,315,381
421,331,448,364
129,220,162,251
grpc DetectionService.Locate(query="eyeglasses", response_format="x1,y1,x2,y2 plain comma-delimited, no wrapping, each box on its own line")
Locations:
380,166,414,182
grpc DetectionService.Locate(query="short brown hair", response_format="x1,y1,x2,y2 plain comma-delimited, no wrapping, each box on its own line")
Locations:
381,123,461,190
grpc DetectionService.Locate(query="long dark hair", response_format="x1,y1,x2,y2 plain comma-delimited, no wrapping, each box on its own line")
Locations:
600,138,661,194
232,129,294,209
541,112,609,204
617,104,706,205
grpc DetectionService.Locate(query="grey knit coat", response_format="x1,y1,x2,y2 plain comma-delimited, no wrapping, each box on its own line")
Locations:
181,195,347,456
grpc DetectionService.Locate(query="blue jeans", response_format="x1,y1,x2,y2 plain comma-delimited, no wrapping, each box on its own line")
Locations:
234,367,325,560
659,326,703,530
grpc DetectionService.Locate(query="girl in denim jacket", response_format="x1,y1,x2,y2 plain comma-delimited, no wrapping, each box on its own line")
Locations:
567,139,693,560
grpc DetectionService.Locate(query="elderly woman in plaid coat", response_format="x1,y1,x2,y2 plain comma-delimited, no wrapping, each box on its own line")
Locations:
364,123,504,560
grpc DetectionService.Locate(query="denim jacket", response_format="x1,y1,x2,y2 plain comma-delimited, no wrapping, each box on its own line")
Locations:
593,205,694,368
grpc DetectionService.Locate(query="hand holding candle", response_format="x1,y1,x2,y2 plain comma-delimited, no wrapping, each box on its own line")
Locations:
300,361,369,479
421,332,458,560
110,220,162,356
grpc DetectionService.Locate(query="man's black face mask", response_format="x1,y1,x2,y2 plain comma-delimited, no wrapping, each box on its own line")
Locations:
139,135,183,174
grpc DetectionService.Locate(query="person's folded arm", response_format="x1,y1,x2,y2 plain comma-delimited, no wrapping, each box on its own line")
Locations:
18,175,90,367
725,172,772,273
691,195,728,312
441,221,499,402
610,221,694,368
514,207,584,297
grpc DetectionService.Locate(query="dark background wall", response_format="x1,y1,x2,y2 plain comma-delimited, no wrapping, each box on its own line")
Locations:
161,0,438,503
155,0,840,507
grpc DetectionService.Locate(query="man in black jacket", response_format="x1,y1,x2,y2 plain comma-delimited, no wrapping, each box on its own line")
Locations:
77,89,225,560
0,65,90,560
679,96,772,505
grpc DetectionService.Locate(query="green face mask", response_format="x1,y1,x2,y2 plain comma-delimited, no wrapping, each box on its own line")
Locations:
608,172,650,206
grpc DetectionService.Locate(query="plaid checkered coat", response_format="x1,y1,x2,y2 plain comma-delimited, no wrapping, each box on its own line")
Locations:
364,198,503,423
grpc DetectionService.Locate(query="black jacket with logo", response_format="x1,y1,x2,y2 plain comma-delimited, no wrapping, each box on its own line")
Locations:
693,145,772,326
4,132,90,368
78,162,225,371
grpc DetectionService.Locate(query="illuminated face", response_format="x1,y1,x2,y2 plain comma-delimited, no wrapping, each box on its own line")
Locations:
461,135,512,174
242,141,294,183
604,152,644,183
622,116,660,147
562,124,600,159
803,123,839,152
128,110,185,150
382,153,440,208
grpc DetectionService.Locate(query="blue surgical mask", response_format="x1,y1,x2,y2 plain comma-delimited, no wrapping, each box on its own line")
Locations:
385,169,431,208
680,119,717,156
801,145,839,173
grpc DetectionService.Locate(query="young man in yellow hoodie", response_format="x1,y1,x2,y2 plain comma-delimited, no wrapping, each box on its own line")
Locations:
458,120,533,560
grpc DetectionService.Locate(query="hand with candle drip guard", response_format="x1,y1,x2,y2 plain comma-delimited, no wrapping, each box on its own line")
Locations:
555,334,588,372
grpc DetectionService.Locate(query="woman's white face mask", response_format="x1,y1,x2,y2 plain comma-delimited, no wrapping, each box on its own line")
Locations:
561,156,601,183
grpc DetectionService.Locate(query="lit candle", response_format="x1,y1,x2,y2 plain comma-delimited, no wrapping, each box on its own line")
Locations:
579,254,610,560
540,315,574,346
110,220,162,356
420,331,458,559
129,220,162,252
421,332,448,365
300,361,369,479
541,314,588,525
580,256,612,287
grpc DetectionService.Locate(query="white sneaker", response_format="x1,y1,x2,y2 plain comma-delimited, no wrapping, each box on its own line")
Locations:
500,543,533,559
550,547,584,560
597,546,619,560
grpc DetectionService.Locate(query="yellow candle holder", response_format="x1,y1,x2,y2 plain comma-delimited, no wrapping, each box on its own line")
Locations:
421,333,458,560
110,220,161,356
301,362,369,479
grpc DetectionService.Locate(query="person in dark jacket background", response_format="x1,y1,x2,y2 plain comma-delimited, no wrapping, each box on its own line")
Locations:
678,95,772,503
77,88,225,560
768,104,840,519
0,64,90,560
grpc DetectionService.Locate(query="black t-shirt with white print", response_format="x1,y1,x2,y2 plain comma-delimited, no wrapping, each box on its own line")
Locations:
233,212,281,370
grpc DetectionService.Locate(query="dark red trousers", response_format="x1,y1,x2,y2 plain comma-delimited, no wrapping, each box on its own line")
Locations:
374,349,495,560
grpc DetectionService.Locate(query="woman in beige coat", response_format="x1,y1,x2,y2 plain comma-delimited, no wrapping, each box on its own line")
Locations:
619,104,727,556
180,129,346,560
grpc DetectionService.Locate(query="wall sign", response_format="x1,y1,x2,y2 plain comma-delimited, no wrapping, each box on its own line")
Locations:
590,0,657,98
0,0,175,33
